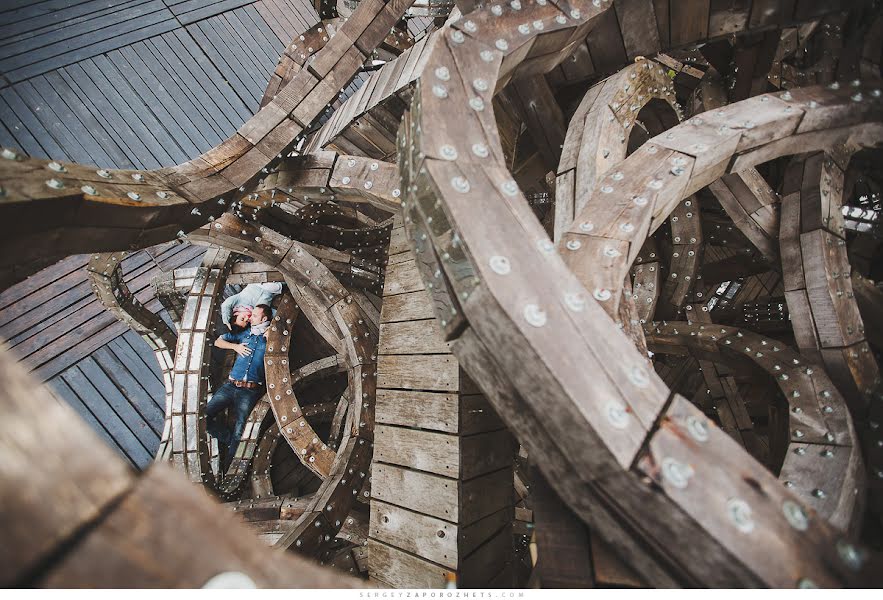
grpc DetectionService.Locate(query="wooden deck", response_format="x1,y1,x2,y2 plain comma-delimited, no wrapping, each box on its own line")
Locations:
0,0,320,468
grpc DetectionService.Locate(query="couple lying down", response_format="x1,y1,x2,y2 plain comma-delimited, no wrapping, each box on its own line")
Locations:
208,282,283,470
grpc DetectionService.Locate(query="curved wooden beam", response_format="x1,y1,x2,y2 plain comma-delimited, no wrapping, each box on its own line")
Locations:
555,58,680,240
779,147,883,516
168,247,234,486
399,2,879,587
564,85,883,324
646,321,864,532
265,295,337,478
0,0,416,290
85,251,178,462
189,213,376,558
251,422,283,499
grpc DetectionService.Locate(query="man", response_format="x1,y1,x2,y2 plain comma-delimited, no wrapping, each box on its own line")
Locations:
221,282,283,333
206,303,273,470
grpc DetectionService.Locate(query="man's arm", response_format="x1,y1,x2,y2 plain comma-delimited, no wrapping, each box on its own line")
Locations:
214,335,252,357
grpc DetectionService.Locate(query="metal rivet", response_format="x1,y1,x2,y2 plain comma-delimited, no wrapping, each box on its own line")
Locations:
606,403,630,429
661,457,693,489
489,255,511,275
783,500,809,531
523,304,546,327
686,416,708,442
727,498,755,533
564,292,586,312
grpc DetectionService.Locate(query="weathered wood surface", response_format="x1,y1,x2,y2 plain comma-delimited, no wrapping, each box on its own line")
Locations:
0,0,415,290
189,212,377,558
400,1,881,587
369,222,513,588
0,342,358,587
646,321,863,532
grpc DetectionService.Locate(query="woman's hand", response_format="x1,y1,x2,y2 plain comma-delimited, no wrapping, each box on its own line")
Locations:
233,343,252,358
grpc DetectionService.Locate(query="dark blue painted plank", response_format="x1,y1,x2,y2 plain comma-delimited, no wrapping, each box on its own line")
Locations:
48,375,119,450
166,29,251,129
0,86,68,159
13,79,98,164
42,70,137,169
144,34,234,139
77,355,160,450
58,63,155,168
2,18,179,83
0,0,151,50
89,54,189,164
29,74,116,166
93,345,164,435
61,362,153,468
124,39,225,146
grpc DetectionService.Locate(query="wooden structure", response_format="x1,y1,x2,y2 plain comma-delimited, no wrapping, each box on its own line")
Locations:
365,217,515,587
3,0,883,590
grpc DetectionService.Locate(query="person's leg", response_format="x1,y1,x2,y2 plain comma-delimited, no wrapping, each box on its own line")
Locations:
227,388,262,459
204,383,235,449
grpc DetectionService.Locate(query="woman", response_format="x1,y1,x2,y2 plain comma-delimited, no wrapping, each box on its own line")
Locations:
221,282,283,333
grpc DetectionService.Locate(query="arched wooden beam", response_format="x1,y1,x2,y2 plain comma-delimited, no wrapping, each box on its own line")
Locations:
168,247,234,486
399,2,878,587
563,84,883,325
656,195,704,320
262,19,415,110
780,147,883,512
85,251,178,462
189,213,376,558
217,400,275,501
781,148,881,414
249,152,403,214
251,423,283,499
646,321,864,533
696,72,782,266
0,344,359,588
555,58,680,240
304,26,447,157
265,296,337,478
0,0,415,290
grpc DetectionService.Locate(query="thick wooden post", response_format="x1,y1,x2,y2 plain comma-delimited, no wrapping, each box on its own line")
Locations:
365,218,516,588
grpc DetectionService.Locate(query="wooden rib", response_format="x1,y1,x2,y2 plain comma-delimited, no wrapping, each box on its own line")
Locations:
646,321,863,532
779,147,883,517
554,58,680,240
168,247,233,486
565,85,883,324
251,423,283,499
400,1,877,587
265,296,337,478
188,212,377,558
85,251,177,463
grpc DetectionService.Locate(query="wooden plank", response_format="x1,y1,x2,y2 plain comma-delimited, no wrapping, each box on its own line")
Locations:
364,539,450,588
376,389,503,435
370,500,458,569
379,289,435,323
377,354,459,392
379,318,450,355
375,425,512,479
670,0,710,46
60,363,153,467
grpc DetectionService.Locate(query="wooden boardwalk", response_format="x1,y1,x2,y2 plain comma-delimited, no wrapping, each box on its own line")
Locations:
0,0,320,467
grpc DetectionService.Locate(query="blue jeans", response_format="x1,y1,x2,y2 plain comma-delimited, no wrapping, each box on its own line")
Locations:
205,382,263,463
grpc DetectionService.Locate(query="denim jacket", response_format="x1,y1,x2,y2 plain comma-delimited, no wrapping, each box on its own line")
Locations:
222,328,267,384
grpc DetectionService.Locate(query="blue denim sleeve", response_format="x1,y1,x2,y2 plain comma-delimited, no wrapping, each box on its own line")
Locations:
221,330,243,343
